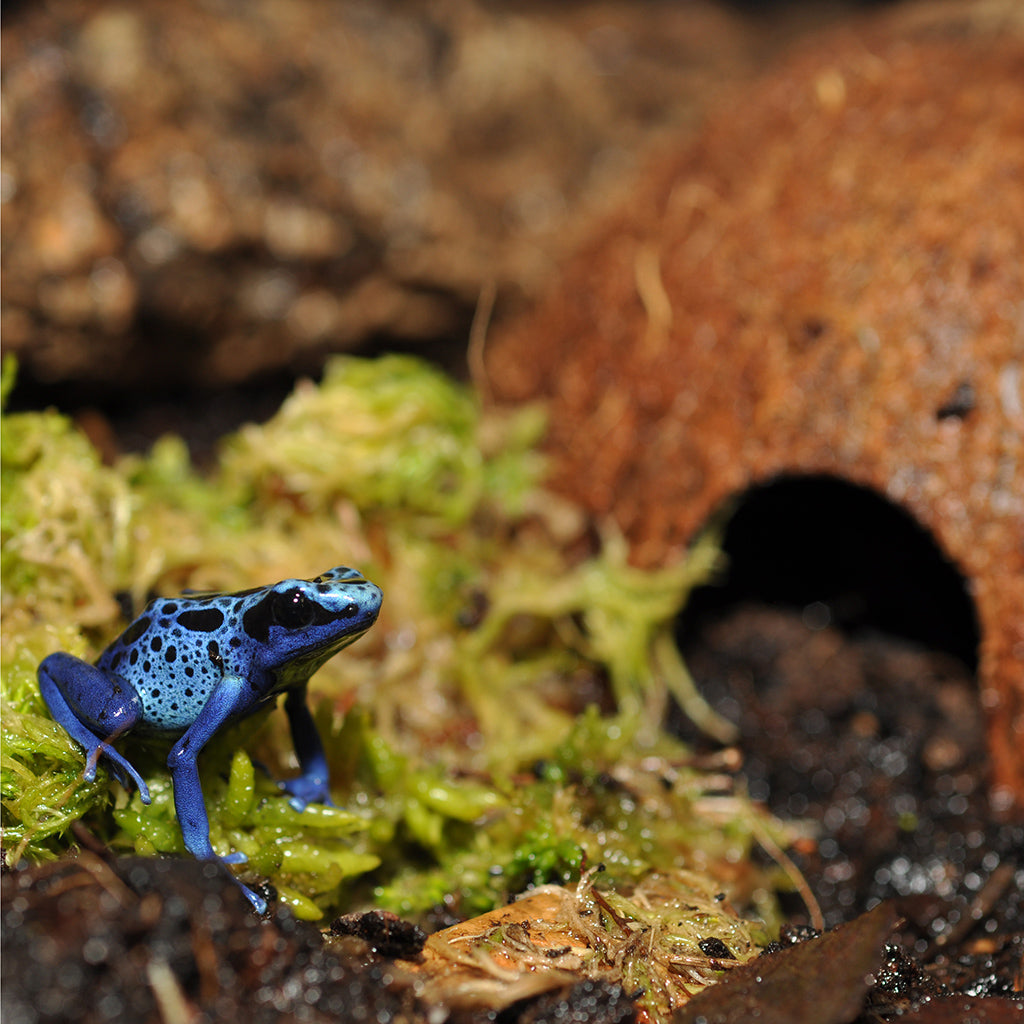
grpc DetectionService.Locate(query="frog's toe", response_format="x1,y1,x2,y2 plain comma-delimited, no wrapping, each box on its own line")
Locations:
123,768,151,803
81,746,148,803
240,884,268,915
285,792,336,813
280,776,332,811
101,749,151,803
103,763,131,789
213,859,267,913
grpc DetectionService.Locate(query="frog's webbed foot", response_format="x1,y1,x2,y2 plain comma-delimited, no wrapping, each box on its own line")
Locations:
253,757,333,810
217,856,268,914
279,774,334,812
193,850,268,914
279,774,334,811
239,883,269,915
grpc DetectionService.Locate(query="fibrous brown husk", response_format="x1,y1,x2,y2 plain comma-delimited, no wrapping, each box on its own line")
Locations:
486,10,1024,806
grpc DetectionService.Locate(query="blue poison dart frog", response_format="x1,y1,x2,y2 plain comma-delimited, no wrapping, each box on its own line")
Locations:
38,566,383,913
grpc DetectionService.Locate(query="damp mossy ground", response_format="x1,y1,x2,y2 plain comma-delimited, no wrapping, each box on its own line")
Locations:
1,354,793,942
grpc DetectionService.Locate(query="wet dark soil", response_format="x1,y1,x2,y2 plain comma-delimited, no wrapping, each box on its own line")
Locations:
673,600,1023,1009
679,602,1023,921
0,854,639,1024
1,855,425,1024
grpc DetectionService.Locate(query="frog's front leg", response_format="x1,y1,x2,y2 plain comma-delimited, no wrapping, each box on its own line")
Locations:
38,652,151,802
280,685,334,810
166,673,267,914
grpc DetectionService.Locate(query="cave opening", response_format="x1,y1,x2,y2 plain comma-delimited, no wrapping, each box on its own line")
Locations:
676,473,980,673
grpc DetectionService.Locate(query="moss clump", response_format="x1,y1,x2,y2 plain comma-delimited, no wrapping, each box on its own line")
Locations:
2,353,792,966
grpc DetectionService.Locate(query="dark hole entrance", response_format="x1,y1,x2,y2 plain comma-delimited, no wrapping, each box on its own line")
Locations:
676,474,980,672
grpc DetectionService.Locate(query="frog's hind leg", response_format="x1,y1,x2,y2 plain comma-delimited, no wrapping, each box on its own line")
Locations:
38,652,151,803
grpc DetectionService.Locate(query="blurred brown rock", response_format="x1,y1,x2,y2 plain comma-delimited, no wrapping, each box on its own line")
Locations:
1,0,758,396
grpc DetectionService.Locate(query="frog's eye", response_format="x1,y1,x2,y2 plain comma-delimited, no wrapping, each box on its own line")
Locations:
271,589,316,630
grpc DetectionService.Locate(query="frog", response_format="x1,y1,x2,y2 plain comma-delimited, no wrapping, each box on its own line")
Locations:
38,566,383,913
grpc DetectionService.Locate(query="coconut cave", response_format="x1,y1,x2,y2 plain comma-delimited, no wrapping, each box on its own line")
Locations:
484,20,1024,810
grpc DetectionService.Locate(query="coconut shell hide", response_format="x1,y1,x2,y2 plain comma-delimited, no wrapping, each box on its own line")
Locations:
486,21,1024,805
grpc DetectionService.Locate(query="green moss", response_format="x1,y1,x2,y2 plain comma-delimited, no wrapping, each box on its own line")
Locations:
375,707,790,922
1,355,791,945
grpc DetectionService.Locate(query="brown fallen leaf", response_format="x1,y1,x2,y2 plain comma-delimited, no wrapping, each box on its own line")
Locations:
673,901,901,1024
409,887,583,1008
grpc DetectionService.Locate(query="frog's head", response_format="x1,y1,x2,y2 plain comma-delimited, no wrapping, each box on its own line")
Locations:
243,567,382,681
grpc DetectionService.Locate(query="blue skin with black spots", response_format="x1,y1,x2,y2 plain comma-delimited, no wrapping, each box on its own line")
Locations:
38,566,383,913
